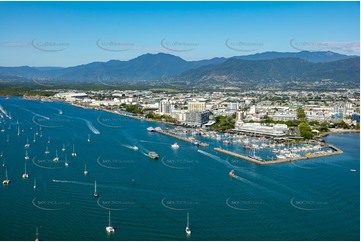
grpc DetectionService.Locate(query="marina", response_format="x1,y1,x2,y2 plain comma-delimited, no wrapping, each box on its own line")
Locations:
214,144,344,165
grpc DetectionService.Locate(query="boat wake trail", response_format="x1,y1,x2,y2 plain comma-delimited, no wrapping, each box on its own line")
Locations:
52,180,92,186
63,115,100,134
197,149,256,186
20,107,50,120
197,149,230,166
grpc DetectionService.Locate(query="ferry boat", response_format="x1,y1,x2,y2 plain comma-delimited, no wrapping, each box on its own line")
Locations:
229,170,235,178
171,143,179,149
148,152,159,159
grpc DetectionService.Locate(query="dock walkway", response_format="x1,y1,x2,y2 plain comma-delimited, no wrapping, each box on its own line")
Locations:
214,144,343,165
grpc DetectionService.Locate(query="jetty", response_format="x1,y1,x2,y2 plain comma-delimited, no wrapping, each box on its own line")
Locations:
214,144,343,165
154,130,209,147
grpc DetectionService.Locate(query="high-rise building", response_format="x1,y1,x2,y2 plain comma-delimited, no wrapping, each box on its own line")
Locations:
188,101,206,112
159,100,171,114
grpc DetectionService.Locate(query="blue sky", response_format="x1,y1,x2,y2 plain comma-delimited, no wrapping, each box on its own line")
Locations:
0,1,359,67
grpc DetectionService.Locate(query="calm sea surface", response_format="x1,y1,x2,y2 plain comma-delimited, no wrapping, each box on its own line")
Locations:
0,97,359,241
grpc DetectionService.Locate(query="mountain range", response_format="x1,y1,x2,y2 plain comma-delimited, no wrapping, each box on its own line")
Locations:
0,51,359,87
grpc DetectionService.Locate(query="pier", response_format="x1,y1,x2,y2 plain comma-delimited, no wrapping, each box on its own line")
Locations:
214,144,343,165
154,130,209,147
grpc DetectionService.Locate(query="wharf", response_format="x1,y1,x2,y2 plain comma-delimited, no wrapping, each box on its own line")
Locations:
214,144,343,165
154,130,209,147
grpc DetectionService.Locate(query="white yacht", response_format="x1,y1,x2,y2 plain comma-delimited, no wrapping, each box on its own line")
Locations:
185,212,191,236
22,162,29,179
45,145,50,155
94,180,99,197
106,211,115,233
171,143,179,149
87,134,91,142
3,168,10,185
53,150,59,162
33,179,37,189
25,150,30,160
61,144,66,152
132,146,138,151
84,164,88,175
25,137,30,148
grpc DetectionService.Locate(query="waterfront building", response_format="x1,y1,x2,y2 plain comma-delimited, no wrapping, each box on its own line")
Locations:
234,120,289,136
186,111,210,127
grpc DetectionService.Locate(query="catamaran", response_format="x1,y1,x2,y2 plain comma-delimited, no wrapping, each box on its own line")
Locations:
3,168,10,185
185,212,191,236
106,211,115,233
22,162,29,179
94,180,99,197
71,144,77,157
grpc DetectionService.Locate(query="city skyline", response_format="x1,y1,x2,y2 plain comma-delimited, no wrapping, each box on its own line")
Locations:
0,1,359,67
